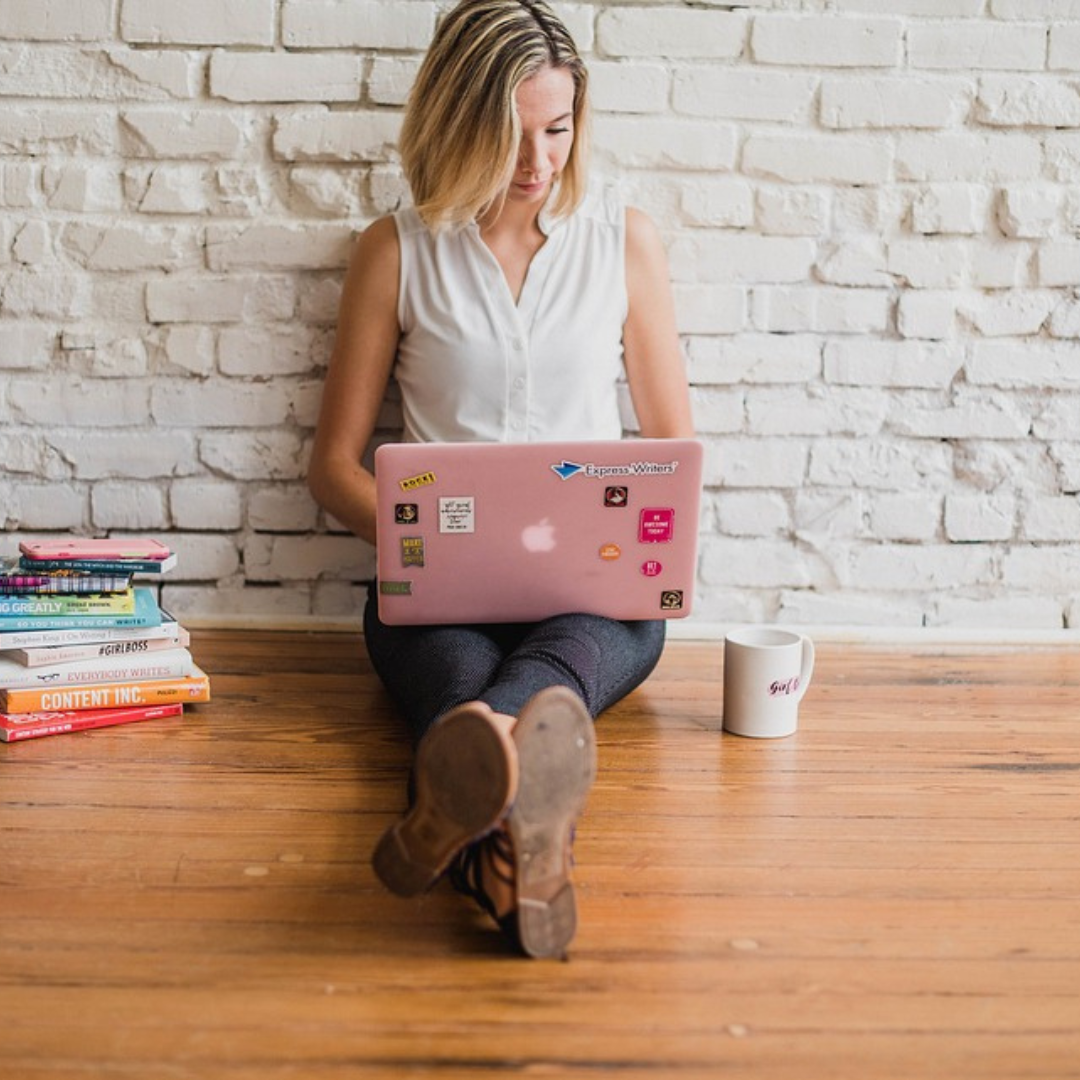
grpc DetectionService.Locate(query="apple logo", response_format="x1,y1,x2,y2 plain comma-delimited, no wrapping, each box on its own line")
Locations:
520,517,557,553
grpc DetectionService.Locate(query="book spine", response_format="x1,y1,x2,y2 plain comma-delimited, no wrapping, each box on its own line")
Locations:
0,618,176,650
0,574,132,595
19,539,170,561
0,588,161,632
0,669,210,714
0,612,156,632
18,557,174,575
0,591,135,616
0,703,184,742
13,629,189,667
0,648,193,690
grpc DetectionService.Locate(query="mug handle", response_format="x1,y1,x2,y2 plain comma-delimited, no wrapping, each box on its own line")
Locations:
795,636,815,702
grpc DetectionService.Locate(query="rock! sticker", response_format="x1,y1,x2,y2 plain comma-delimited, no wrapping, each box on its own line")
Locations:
398,471,436,492
639,508,675,543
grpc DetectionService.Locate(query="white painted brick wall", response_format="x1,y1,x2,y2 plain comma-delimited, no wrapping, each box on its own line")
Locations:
120,0,277,47
2,0,1080,632
283,2,436,50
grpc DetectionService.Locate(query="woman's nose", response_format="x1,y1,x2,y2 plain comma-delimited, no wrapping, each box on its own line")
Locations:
518,140,541,173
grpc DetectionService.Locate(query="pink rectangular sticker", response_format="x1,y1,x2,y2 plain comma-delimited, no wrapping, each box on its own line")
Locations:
639,508,675,543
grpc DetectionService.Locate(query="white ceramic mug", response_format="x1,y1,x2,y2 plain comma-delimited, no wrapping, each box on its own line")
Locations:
722,626,815,738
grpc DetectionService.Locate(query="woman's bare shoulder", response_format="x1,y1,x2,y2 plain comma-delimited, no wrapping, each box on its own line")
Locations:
624,205,671,291
352,214,400,261
625,205,664,255
340,215,401,305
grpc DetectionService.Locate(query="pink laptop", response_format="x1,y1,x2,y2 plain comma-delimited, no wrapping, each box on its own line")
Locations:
374,438,703,625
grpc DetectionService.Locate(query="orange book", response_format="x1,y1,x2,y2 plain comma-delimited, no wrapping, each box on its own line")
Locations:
0,666,210,714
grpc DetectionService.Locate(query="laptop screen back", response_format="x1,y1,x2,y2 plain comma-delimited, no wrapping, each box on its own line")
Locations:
374,438,703,625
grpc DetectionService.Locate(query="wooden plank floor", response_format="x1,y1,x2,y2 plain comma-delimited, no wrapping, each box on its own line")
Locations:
1,630,1078,1080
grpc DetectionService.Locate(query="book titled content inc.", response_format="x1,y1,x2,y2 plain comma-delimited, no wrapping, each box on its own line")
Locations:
0,666,211,714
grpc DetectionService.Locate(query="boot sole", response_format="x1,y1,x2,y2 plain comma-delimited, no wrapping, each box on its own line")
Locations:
507,686,597,959
372,705,518,897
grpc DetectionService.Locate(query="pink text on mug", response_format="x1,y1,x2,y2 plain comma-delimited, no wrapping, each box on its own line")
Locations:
769,677,801,697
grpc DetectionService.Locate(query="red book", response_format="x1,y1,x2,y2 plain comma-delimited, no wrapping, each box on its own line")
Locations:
0,703,184,742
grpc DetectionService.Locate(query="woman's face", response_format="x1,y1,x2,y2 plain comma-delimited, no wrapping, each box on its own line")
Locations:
507,64,576,206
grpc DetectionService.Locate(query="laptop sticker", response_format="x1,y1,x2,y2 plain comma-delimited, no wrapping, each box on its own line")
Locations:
399,471,436,492
660,590,684,611
400,537,425,567
641,559,663,577
550,457,681,481
604,486,629,507
439,496,475,534
599,543,621,561
640,508,675,543
551,460,586,480
380,580,413,596
395,503,419,525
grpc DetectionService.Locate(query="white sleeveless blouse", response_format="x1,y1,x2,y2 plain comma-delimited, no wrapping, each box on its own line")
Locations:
392,185,627,444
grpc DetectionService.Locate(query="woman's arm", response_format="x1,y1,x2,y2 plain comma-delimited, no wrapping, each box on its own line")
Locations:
307,216,402,546
622,207,695,439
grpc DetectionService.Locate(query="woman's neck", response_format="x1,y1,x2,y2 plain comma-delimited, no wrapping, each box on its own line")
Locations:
476,199,548,303
478,197,544,245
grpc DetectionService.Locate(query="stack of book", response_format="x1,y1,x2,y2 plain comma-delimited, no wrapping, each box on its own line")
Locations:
0,537,210,742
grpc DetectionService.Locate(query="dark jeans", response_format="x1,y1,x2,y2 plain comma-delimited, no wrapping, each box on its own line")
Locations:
363,584,666,741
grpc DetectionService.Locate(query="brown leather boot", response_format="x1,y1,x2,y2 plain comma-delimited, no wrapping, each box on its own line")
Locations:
372,700,519,897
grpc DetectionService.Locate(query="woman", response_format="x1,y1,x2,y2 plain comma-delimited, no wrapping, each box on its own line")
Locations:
308,0,693,959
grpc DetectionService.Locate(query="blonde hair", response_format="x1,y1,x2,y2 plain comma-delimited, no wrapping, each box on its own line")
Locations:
399,0,590,229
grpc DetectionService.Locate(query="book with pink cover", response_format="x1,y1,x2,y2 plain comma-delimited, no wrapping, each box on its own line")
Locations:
19,537,171,561
374,438,703,625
